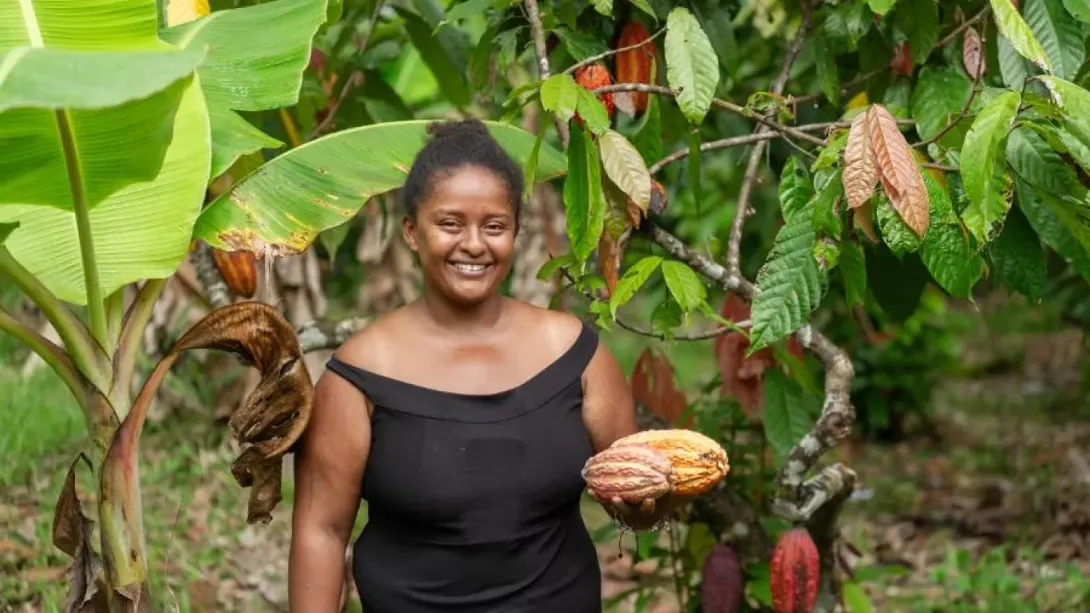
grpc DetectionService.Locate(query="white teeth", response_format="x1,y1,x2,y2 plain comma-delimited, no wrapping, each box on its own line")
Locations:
452,263,488,272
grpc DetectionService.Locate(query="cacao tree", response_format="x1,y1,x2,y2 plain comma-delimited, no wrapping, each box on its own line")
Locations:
5,0,1090,611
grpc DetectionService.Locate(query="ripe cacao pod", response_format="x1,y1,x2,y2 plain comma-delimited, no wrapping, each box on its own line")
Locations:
770,528,819,613
573,63,614,129
212,248,258,299
611,429,729,496
701,543,743,613
581,444,674,504
614,21,656,116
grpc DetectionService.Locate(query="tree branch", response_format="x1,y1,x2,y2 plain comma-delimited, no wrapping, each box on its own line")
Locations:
564,26,666,76
726,0,815,278
524,0,569,148
639,222,856,523
193,242,232,309
297,316,370,352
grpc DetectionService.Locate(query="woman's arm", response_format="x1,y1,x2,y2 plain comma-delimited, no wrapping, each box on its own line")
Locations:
288,368,371,613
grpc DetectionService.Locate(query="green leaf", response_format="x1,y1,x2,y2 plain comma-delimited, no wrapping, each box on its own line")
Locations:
609,255,662,317
842,581,877,613
393,5,471,109
553,28,609,62
997,35,1031,90
748,208,826,353
627,0,657,20
161,0,328,111
1006,126,1084,196
0,46,205,112
839,239,867,307
0,0,159,48
599,130,651,210
989,0,1053,72
990,205,1047,300
660,260,706,313
664,7,719,125
0,222,17,244
0,79,211,304
894,0,939,64
921,193,984,300
208,105,282,179
540,73,580,122
576,88,611,136
877,193,922,255
778,156,813,222
960,90,1021,243
591,0,613,16
762,368,816,459
867,0,899,16
910,67,972,143
1016,175,1090,276
1063,0,1090,21
1023,0,1085,79
563,124,606,262
1037,75,1090,152
629,93,662,164
195,120,565,255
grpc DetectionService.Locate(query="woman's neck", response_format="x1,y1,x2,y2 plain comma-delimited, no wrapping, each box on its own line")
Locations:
416,286,510,337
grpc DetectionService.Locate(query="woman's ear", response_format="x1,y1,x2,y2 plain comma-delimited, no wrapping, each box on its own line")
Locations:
401,214,419,253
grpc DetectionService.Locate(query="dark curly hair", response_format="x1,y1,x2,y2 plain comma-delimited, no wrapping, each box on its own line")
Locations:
400,118,525,230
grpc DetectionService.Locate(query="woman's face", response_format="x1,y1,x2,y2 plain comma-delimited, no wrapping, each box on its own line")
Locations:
402,165,518,307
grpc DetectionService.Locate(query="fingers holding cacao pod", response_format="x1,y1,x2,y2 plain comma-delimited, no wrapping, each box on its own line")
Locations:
610,429,730,496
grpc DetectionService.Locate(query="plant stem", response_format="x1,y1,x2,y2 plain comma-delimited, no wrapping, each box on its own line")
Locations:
55,110,110,357
0,306,84,398
0,246,111,392
113,278,167,407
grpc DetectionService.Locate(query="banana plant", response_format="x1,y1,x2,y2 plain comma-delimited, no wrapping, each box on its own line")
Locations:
0,0,565,609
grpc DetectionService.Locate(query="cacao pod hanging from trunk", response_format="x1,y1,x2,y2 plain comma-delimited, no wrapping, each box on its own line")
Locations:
614,20,657,116
573,62,614,129
212,248,258,299
770,527,820,613
701,543,743,613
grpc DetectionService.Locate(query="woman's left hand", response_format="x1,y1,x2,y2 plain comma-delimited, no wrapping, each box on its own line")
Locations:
586,487,691,531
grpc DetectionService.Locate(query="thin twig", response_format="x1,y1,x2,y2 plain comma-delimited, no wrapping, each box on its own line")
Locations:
726,0,815,278
304,0,385,142
564,26,666,76
592,83,826,146
936,6,990,49
525,0,569,148
789,68,884,106
914,10,989,150
613,316,751,341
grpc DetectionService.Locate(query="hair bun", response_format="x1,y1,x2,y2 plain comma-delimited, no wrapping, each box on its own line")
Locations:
426,118,490,140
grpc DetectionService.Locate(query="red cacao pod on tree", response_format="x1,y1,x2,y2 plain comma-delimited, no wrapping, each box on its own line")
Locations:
701,543,743,613
573,63,614,128
212,248,258,299
614,20,656,116
770,528,819,613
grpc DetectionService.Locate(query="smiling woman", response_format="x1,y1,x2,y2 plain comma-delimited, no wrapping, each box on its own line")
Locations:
286,118,677,613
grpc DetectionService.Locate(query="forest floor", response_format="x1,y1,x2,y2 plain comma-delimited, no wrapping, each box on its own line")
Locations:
2,297,1090,612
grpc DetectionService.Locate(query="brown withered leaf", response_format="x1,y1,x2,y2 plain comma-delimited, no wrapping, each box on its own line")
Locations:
866,104,930,237
631,348,691,427
599,129,652,212
963,27,985,79
842,111,879,209
52,453,109,613
852,201,880,243
598,232,623,298
108,301,313,528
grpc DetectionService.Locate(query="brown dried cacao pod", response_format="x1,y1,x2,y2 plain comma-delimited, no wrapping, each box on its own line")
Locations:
770,527,819,613
614,20,656,116
573,63,614,128
581,444,674,503
611,429,729,496
212,248,258,299
701,543,743,613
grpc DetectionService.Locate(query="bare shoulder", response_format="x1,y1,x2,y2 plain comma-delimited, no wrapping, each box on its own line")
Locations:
515,299,590,355
330,306,414,372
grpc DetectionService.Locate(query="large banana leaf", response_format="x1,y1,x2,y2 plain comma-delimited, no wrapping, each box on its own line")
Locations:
194,120,568,255
162,0,329,177
0,0,212,304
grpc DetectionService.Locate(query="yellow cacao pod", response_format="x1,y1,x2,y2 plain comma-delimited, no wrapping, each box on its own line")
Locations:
611,429,729,496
